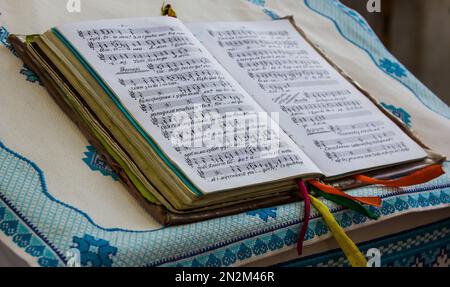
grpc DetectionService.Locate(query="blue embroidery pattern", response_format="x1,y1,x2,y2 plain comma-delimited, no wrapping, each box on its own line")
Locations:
0,203,62,267
247,0,280,19
82,145,118,180
262,8,280,20
72,234,118,267
278,218,450,267
248,0,266,6
379,58,407,78
166,189,450,267
331,0,374,34
1,2,450,267
0,26,11,49
1,119,450,267
302,0,450,119
246,207,277,222
248,0,448,119
20,65,42,85
381,102,412,127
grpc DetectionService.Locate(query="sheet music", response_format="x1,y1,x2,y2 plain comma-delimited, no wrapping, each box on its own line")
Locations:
57,17,320,193
187,20,427,176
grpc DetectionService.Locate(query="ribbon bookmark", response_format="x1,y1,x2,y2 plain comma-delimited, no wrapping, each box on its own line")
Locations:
309,185,379,220
309,195,367,267
309,180,382,207
354,164,444,187
296,180,311,255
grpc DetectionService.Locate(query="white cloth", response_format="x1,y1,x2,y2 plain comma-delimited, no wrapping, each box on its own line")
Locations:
0,0,449,267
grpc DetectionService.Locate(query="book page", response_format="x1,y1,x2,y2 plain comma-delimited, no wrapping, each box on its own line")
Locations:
187,20,427,177
56,17,320,194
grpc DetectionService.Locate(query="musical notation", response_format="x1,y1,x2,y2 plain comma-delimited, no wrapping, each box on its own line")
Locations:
132,80,233,98
329,121,384,134
259,79,338,92
249,69,330,82
292,110,369,125
199,154,302,179
119,69,222,86
98,47,198,63
280,100,361,113
325,142,410,163
150,105,255,127
228,48,308,59
200,24,425,172
87,35,194,51
218,39,298,48
208,29,288,37
62,19,316,190
185,21,426,178
137,93,244,111
77,26,179,39
314,131,396,149
188,144,289,166
147,57,210,72
238,59,321,69
303,89,352,100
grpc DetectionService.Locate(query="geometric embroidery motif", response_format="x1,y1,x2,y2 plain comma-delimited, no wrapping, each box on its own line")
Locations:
0,203,61,267
20,65,42,85
331,0,373,33
0,26,12,50
82,145,118,181
72,234,118,267
1,1,450,268
277,218,450,267
246,207,277,222
381,102,412,127
303,0,450,119
247,0,280,19
164,189,450,267
379,58,407,78
247,0,266,6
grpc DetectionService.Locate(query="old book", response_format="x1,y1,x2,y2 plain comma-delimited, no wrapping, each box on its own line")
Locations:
9,16,443,225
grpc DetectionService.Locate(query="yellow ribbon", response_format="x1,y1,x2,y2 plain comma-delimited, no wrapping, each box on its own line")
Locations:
309,195,367,267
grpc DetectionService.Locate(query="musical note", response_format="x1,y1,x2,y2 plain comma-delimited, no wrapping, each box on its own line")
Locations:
119,69,222,86
248,69,331,82
228,48,308,59
77,26,179,39
190,20,425,176
98,47,197,64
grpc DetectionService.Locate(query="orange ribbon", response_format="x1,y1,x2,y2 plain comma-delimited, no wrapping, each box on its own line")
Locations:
354,164,444,187
308,180,382,207
309,164,445,208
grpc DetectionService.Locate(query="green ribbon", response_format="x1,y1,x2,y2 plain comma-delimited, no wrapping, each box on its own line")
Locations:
308,185,379,220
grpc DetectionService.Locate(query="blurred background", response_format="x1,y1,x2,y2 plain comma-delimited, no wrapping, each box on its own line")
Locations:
341,0,450,106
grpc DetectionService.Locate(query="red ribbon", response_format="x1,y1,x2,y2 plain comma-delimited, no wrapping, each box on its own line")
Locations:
295,164,444,256
297,179,311,255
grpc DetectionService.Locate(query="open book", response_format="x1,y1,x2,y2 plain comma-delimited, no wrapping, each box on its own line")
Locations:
10,16,437,225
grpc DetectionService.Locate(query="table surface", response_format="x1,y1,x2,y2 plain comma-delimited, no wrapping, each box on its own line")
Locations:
0,0,449,267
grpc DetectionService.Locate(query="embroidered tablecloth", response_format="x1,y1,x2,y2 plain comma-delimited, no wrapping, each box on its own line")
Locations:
0,0,449,267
